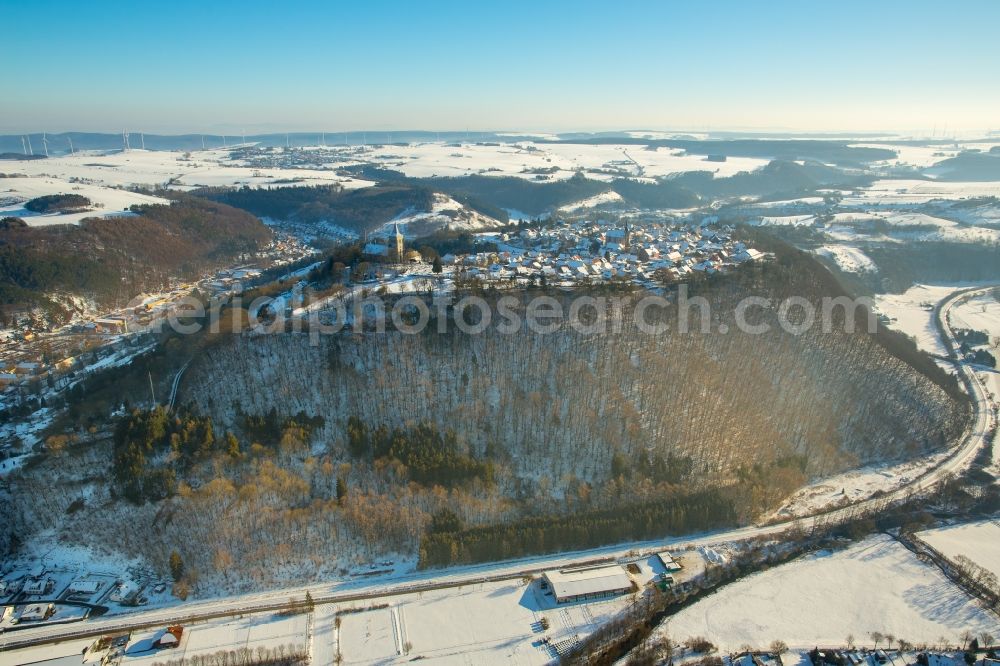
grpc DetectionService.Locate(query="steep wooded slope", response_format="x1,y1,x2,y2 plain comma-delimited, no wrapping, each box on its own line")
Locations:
184,269,966,487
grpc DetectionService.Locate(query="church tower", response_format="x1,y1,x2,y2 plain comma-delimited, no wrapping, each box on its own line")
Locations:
623,219,632,247
394,222,405,262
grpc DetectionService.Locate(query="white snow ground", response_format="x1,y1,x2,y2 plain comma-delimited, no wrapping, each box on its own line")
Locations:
770,451,951,520
842,180,1000,206
119,613,309,665
359,141,770,182
814,245,877,273
918,521,1000,581
874,284,982,357
0,176,169,226
0,148,372,227
662,535,1000,652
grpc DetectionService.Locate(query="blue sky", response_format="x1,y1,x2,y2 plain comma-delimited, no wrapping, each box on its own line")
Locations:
2,0,998,134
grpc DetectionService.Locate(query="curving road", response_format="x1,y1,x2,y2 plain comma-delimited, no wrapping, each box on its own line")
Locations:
3,287,996,653
167,359,191,411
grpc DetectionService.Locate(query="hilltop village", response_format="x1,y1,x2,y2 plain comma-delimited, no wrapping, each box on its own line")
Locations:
361,214,765,289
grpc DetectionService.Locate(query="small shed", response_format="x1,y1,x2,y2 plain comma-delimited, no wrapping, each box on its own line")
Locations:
153,626,184,649
657,551,683,572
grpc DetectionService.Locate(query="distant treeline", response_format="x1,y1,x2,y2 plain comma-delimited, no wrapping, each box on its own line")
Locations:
216,159,871,228
926,150,1000,181
533,137,897,167
197,184,435,233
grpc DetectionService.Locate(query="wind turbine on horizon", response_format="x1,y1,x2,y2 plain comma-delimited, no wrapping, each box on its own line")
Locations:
41,132,49,157
21,136,27,155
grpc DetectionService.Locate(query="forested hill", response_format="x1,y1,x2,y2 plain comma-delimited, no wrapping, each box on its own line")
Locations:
208,159,871,224
0,197,271,324
162,248,966,573
197,184,438,233
5,243,971,586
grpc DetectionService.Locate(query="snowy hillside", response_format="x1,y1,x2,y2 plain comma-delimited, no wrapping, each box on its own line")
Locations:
373,193,505,237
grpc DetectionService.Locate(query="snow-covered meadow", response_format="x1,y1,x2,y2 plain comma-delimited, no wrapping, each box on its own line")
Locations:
661,535,1000,652
0,148,372,227
918,521,1000,582
358,140,770,181
873,285,968,356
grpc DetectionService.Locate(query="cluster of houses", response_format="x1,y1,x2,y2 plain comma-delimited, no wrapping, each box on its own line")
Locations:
0,234,313,432
366,215,765,289
0,360,43,388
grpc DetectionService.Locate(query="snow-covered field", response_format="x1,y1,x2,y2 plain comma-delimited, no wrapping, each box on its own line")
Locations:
2,148,368,191
120,613,309,665
323,572,649,665
3,637,94,666
371,192,504,236
950,290,1000,342
0,148,372,227
842,179,1000,205
358,140,769,181
873,284,977,357
662,535,1000,652
918,521,1000,581
558,190,624,213
876,211,1000,244
0,140,773,232
771,451,951,520
852,143,962,169
814,245,877,273
0,176,169,226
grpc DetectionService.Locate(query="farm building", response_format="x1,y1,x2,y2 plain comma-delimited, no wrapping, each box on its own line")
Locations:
68,579,101,596
19,603,54,622
22,578,52,596
657,552,683,572
153,626,184,649
542,565,635,604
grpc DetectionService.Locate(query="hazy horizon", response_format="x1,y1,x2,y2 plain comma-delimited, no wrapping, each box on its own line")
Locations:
3,0,1000,136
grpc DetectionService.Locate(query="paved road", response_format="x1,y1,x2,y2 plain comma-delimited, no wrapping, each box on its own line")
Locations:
167,359,191,410
3,287,996,653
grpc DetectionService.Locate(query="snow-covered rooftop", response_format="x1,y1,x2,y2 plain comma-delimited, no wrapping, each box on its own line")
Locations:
543,565,633,600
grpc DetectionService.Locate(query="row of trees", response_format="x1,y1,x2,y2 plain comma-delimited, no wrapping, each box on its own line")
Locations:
149,643,308,666
418,489,736,568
